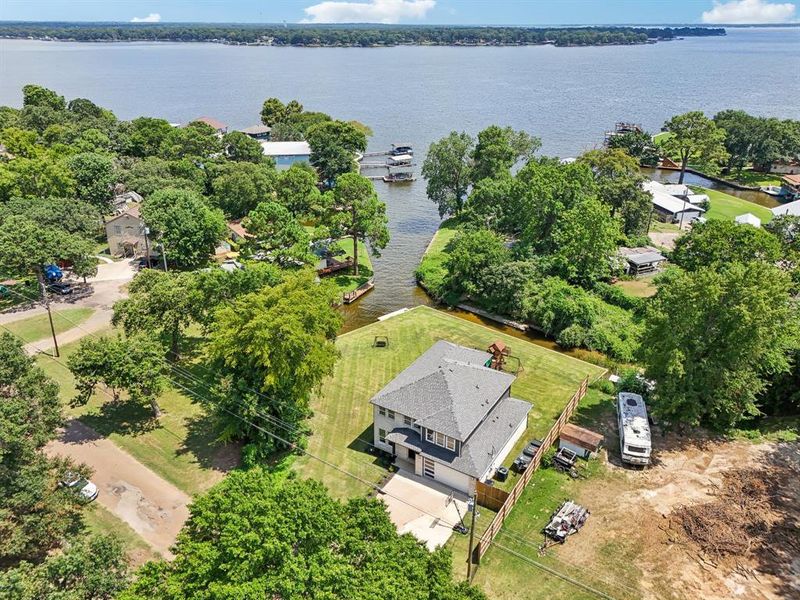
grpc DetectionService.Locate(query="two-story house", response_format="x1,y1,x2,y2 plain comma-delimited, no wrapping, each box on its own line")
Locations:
370,340,531,494
105,203,153,258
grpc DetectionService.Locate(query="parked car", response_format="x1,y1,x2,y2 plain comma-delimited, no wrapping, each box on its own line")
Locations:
44,264,63,282
512,453,532,472
135,257,161,270
59,471,99,502
47,282,73,295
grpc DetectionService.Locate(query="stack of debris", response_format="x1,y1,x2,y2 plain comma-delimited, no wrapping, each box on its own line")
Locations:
543,500,590,544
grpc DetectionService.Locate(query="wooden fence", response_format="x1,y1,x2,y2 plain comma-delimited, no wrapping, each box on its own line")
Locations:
471,376,590,565
475,480,509,511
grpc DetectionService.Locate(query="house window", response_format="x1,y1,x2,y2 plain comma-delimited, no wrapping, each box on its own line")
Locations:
387,410,395,420
114,225,122,235
378,428,386,444
425,429,434,443
436,432,446,447
403,416,413,427
446,437,456,452
379,407,386,417
423,457,435,479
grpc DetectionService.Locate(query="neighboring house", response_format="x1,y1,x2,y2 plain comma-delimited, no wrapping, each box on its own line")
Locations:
239,125,272,140
260,141,311,170
735,213,761,228
370,340,532,495
111,190,143,214
193,116,228,136
618,246,667,276
772,198,800,218
643,180,705,224
105,203,153,258
227,219,250,243
771,159,800,175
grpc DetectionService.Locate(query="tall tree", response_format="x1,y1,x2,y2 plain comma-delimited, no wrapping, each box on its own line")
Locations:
159,122,221,160
606,129,660,166
22,85,65,111
471,125,540,183
0,333,84,567
671,219,784,272
641,262,800,429
112,270,198,358
119,470,485,600
578,148,651,236
68,151,115,209
243,201,311,264
68,335,167,417
275,164,322,216
210,162,276,219
551,196,621,285
329,172,389,276
260,97,288,127
204,272,342,458
444,229,510,298
140,188,226,269
123,117,173,158
662,111,728,183
306,120,367,185
422,131,475,218
222,130,264,163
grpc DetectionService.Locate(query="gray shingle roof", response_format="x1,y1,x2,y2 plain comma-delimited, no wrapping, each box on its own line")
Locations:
370,340,516,441
385,397,531,478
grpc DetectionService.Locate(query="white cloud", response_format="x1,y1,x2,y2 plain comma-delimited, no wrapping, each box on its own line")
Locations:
131,13,162,23
303,0,435,24
702,0,795,23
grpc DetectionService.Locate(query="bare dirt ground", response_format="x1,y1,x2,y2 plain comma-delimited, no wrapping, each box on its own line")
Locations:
564,424,800,600
45,420,191,559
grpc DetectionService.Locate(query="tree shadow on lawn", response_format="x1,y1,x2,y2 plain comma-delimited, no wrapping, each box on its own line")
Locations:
179,412,241,474
78,398,158,437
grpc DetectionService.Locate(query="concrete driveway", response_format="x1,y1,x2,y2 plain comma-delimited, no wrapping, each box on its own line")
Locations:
45,420,190,559
378,470,469,550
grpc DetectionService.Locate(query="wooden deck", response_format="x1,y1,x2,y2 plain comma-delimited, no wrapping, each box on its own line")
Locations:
342,279,374,304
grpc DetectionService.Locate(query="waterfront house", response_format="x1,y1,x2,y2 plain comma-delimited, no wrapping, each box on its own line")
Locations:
780,174,800,200
643,180,705,224
370,340,531,495
193,116,228,136
260,141,312,170
111,190,143,214
239,125,272,140
105,203,153,258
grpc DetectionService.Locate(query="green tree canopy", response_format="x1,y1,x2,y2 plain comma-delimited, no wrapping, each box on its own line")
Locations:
671,219,784,271
329,172,389,276
276,163,322,216
606,129,660,166
641,262,800,429
204,271,342,458
112,269,198,358
243,201,311,264
444,229,510,298
306,120,367,185
67,151,114,209
140,188,226,269
22,85,66,112
120,470,484,600
222,131,264,163
210,162,277,219
471,125,540,183
123,117,174,158
662,111,728,183
422,131,475,218
159,122,221,160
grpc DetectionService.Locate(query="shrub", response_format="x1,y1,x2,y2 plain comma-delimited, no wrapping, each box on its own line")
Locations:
615,368,650,399
593,281,645,312
556,324,588,349
590,378,616,395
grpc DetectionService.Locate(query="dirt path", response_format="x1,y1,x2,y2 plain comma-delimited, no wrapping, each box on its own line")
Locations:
24,308,112,354
45,420,190,559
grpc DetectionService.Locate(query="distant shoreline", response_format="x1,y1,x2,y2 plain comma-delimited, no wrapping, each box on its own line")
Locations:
0,24,726,48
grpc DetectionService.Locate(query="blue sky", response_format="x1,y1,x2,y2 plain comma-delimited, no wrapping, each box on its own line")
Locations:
1,0,797,25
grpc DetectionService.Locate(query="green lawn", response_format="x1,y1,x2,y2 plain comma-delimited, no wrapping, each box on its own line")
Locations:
724,170,782,188
295,306,605,500
36,332,234,497
3,307,94,343
651,131,673,146
613,278,657,298
415,219,461,303
328,237,373,294
697,187,773,223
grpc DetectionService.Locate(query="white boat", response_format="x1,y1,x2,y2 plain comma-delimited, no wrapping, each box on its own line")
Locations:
760,185,784,197
617,392,651,466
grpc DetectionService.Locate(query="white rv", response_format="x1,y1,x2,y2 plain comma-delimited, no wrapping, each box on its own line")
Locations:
616,392,652,465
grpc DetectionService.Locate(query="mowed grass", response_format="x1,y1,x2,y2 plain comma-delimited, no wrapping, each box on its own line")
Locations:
328,237,374,294
4,307,94,343
613,278,657,298
699,187,773,223
36,331,232,497
296,306,605,500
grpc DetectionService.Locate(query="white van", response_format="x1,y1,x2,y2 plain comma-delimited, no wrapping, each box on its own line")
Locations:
617,392,652,466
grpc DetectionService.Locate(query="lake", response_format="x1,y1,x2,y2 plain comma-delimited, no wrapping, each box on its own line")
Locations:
1,27,799,328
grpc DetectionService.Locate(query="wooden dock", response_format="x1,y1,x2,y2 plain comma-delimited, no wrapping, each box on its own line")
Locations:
343,279,374,304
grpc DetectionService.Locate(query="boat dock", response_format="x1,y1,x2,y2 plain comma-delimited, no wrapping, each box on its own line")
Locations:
358,143,416,183
343,279,375,304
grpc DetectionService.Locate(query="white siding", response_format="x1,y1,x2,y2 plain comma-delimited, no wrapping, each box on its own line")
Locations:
426,460,475,495
559,439,591,459
480,413,528,480
372,405,397,453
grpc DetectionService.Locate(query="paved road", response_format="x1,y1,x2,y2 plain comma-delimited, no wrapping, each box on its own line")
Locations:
46,420,190,559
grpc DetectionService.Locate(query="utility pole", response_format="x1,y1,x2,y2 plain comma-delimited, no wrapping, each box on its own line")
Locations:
466,492,478,581
143,225,151,268
37,270,59,357
160,241,168,272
